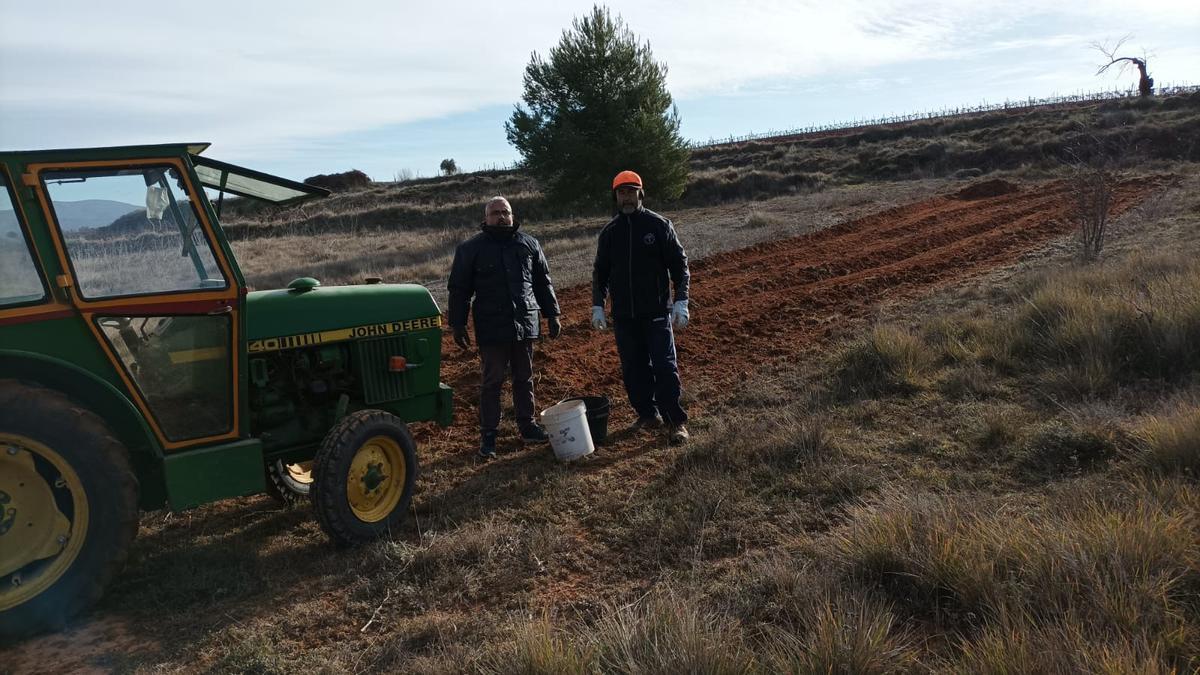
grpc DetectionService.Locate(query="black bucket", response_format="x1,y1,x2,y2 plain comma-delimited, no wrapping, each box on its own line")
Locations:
558,395,611,445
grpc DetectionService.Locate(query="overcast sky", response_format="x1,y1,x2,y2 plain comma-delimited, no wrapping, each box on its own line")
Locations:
2,0,1196,181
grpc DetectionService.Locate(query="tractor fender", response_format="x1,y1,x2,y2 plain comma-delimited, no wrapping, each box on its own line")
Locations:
0,350,168,509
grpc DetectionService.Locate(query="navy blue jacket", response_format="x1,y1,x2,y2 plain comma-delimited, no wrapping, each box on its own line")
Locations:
592,207,690,319
448,223,559,345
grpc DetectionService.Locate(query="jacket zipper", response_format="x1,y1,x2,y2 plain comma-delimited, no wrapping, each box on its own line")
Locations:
498,239,519,339
626,214,634,317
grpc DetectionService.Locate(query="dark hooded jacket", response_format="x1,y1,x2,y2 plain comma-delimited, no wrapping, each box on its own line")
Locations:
592,207,689,319
448,222,560,345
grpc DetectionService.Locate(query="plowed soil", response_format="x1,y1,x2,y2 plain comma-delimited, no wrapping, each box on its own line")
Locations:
429,176,1165,454
412,175,1166,607
3,176,1169,672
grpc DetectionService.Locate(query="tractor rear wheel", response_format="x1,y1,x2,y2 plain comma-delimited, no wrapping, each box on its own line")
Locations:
0,380,139,640
264,460,313,507
310,410,417,547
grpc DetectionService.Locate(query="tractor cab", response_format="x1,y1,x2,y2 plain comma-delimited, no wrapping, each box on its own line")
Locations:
0,143,452,638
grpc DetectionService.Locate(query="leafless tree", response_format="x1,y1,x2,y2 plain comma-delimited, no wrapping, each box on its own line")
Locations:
1094,36,1154,97
1071,165,1115,262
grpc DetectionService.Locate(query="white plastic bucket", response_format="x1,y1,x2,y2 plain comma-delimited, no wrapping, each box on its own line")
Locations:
540,400,594,462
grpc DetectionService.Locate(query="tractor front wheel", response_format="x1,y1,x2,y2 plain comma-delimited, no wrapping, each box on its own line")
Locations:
310,410,417,547
0,380,139,640
264,460,313,507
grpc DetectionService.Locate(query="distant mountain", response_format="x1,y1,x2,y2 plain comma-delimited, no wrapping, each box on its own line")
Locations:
51,200,143,231
0,200,142,236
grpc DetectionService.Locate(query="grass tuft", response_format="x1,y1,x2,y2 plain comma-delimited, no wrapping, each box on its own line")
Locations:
484,618,592,675
834,325,935,397
831,482,1200,651
991,253,1200,394
766,596,917,675
591,592,755,674
1133,404,1200,477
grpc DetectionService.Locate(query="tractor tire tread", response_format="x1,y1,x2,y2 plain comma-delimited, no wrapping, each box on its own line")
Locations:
0,379,139,641
310,410,416,548
264,461,308,508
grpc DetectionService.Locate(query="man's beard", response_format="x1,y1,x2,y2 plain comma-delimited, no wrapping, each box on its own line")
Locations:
620,202,638,214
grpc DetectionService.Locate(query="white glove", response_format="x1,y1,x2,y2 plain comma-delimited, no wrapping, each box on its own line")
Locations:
671,300,689,329
591,306,608,330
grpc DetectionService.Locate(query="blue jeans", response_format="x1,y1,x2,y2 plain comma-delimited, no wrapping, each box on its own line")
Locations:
613,315,688,426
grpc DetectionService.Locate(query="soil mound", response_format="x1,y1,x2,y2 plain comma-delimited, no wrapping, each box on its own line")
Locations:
955,179,1020,200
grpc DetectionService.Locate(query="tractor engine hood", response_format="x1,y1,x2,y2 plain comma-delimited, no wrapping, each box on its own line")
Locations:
245,280,442,351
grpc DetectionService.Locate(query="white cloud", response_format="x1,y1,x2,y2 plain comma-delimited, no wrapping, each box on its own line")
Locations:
1,0,1196,162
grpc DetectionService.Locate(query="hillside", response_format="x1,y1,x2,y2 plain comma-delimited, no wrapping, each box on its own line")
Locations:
4,94,1200,673
220,89,1200,239
224,90,1200,308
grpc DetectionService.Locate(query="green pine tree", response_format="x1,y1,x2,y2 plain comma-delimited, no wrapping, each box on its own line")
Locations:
506,5,690,208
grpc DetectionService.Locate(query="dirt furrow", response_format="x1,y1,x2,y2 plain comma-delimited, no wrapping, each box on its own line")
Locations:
420,178,1165,469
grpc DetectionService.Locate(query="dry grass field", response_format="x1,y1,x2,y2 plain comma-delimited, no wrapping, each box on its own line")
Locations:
4,93,1200,674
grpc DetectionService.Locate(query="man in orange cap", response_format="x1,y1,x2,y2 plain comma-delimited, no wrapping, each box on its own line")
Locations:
591,171,692,444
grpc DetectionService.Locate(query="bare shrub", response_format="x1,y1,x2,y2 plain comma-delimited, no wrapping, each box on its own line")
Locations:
1062,127,1136,262
1069,164,1116,262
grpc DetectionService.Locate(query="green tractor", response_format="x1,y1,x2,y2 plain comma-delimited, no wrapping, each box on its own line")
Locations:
0,143,453,638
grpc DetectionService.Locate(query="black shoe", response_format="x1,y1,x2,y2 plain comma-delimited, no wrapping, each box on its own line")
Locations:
478,431,498,459
630,414,663,431
520,423,550,444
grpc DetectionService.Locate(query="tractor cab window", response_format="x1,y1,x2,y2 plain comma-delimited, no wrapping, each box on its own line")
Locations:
0,173,47,307
96,314,232,440
41,166,227,299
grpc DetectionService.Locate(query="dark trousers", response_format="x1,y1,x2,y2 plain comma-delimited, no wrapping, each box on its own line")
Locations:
477,340,536,433
613,316,688,426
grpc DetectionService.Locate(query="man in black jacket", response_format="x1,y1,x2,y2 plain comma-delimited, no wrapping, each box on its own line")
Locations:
591,171,691,444
448,196,561,458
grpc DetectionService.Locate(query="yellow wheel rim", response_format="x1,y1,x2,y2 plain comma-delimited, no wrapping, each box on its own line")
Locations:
285,461,313,486
346,435,406,523
0,433,89,611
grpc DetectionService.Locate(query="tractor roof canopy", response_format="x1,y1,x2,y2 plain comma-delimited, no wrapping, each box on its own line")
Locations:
0,142,329,206
192,154,329,205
